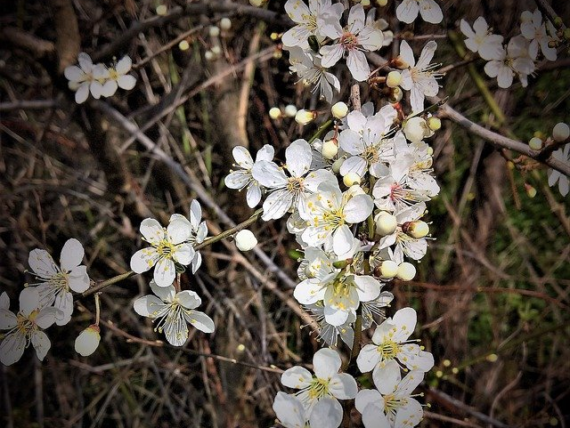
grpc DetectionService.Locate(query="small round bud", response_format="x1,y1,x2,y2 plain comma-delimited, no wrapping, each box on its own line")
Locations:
520,11,533,23
361,0,371,6
75,325,101,357
386,71,402,88
322,139,339,160
380,260,399,278
343,172,361,187
427,117,441,131
346,184,366,197
284,104,298,117
156,4,167,16
443,359,451,367
269,107,282,120
295,109,317,125
220,18,232,31
178,40,190,51
376,0,388,7
375,212,398,236
403,220,429,238
396,262,416,281
270,32,280,41
205,50,215,61
528,136,543,150
209,26,220,37
552,122,570,142
331,101,349,119
235,230,258,251
554,16,563,28
525,183,537,198
249,0,267,6
332,157,344,173
564,28,570,40
486,353,498,362
404,117,428,143
389,87,403,103
211,45,222,56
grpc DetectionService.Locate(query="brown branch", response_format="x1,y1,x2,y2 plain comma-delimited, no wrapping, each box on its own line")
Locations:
48,0,80,74
0,27,55,58
438,103,570,176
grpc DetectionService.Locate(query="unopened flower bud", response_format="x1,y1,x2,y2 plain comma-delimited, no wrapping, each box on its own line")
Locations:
178,40,190,51
331,101,349,119
269,107,282,120
322,139,339,159
343,172,361,186
404,117,428,143
393,56,410,70
209,26,220,37
386,71,402,88
332,157,344,174
75,325,101,357
403,220,429,238
211,46,222,56
376,0,388,6
427,117,441,131
528,137,543,150
361,0,371,6
380,260,398,278
346,184,366,197
205,50,215,61
156,4,167,16
525,183,537,198
249,0,267,6
520,11,533,23
552,122,570,142
554,17,563,28
295,109,317,125
220,18,232,31
284,104,298,117
389,87,403,103
375,211,398,235
235,229,258,251
564,28,570,40
396,262,416,281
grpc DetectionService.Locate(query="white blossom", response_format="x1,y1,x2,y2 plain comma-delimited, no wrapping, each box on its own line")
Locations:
396,0,443,25
134,280,214,346
273,392,343,428
460,17,504,60
64,53,108,103
357,307,434,382
252,139,336,220
399,40,441,114
0,289,57,366
101,55,137,97
484,35,536,89
356,370,425,428
130,217,195,287
169,200,209,273
74,325,101,357
281,348,357,418
320,5,384,81
28,238,90,326
225,145,275,208
520,9,558,62
547,145,569,197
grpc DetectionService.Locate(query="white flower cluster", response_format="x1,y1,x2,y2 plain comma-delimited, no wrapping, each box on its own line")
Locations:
130,200,215,346
0,239,91,365
460,9,560,89
64,53,137,104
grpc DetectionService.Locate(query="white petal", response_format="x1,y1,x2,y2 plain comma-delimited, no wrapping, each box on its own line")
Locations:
177,290,201,310
67,265,90,293
329,373,358,399
356,344,381,373
273,392,306,428
399,40,416,68
355,388,383,413
252,161,288,188
347,4,365,33
395,397,423,428
116,56,132,74
153,258,176,287
286,140,312,178
232,146,254,168
319,44,344,68
90,81,104,99
149,279,175,302
172,243,195,266
396,0,419,24
118,75,136,90
133,295,165,317
75,83,90,104
75,327,101,356
256,144,275,162
190,199,203,227
354,275,381,302
261,189,293,221
246,184,262,208
459,19,474,39
0,292,8,310
310,397,343,428
344,194,374,223
225,170,251,190
140,218,165,245
31,331,51,361
324,305,350,327
78,53,94,72
285,0,311,24
164,315,189,346
101,80,118,97
183,310,215,333
362,403,391,428
392,307,417,341
281,366,313,389
372,360,401,394
28,249,59,278
54,292,74,326
293,279,326,304
167,219,192,245
130,248,159,274
0,333,26,366
19,287,40,316
497,66,514,88
417,41,437,70
333,225,355,257
313,348,341,379
64,65,85,82
0,309,17,330
418,0,443,24
347,50,370,82
339,129,365,155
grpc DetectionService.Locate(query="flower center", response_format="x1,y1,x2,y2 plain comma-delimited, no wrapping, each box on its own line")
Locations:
384,393,408,416
377,340,401,360
322,209,345,229
287,177,305,194
308,377,330,400
157,241,176,259
340,32,358,50
48,272,70,291
362,145,380,164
